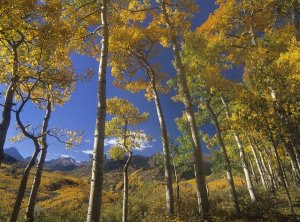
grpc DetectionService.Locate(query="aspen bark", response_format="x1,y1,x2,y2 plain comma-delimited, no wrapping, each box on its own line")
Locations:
263,147,280,189
270,88,300,178
128,38,175,216
121,120,130,222
122,152,133,222
174,168,180,207
206,178,209,197
10,147,40,222
221,97,257,203
293,145,300,171
25,101,52,222
86,1,109,221
249,160,259,186
10,94,41,222
268,159,279,189
171,149,180,209
206,101,240,213
250,25,296,198
285,142,300,183
251,23,297,193
0,41,22,167
273,144,295,214
293,147,300,183
152,82,174,215
160,1,209,217
248,138,267,190
263,117,295,214
259,151,276,193
0,84,15,167
278,156,289,188
130,50,175,215
235,134,257,203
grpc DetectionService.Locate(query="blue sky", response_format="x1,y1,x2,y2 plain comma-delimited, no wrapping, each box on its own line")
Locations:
3,1,219,161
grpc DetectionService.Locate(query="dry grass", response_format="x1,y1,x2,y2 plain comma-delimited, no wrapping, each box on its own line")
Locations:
1,164,300,222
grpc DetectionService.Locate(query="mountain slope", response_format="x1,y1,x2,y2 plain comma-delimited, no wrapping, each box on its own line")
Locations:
4,147,24,161
71,155,154,177
44,157,78,172
71,154,211,179
3,153,18,164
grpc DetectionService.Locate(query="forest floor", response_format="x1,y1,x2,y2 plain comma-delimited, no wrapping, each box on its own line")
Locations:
0,164,300,221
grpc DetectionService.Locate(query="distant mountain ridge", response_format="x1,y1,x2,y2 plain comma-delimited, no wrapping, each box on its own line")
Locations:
2,148,79,171
3,147,24,163
2,149,211,179
71,155,156,177
44,157,80,172
71,155,212,179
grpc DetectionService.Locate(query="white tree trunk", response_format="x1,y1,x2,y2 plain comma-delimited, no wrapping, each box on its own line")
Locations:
206,101,240,213
152,85,174,215
122,152,132,222
248,138,267,190
10,147,40,222
86,1,109,221
273,144,294,214
249,159,259,186
221,97,257,203
160,1,209,217
268,159,279,189
0,41,22,167
234,133,257,203
25,101,52,222
259,151,275,193
0,84,15,167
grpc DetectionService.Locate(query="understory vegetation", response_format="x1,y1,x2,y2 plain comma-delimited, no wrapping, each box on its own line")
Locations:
1,164,299,222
